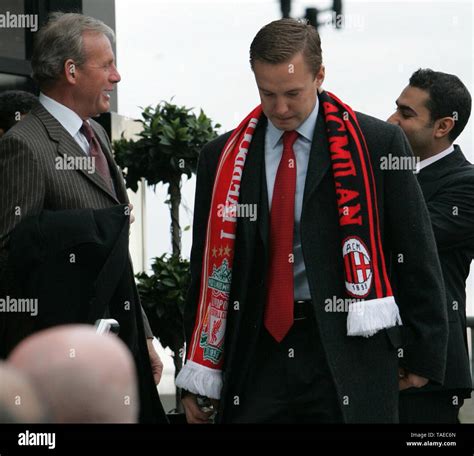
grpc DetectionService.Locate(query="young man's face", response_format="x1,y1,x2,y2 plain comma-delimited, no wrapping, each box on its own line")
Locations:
73,31,121,119
253,51,324,131
387,85,435,158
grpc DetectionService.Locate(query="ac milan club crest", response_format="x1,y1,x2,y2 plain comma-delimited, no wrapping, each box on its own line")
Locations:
342,237,373,297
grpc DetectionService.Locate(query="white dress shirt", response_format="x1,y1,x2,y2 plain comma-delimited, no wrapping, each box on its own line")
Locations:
416,144,455,173
39,92,90,155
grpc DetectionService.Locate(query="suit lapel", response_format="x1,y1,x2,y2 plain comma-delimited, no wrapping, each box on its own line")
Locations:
252,116,269,254
33,104,120,203
238,117,267,260
302,103,330,211
417,147,466,201
258,149,270,254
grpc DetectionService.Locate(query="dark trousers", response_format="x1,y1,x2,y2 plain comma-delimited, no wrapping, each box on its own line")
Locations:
228,316,342,423
399,392,463,424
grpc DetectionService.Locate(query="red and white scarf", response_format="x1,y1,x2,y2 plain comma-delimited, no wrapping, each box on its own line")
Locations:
176,92,401,400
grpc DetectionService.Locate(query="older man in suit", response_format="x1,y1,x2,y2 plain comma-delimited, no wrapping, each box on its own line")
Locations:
0,12,166,423
177,19,448,424
389,69,473,423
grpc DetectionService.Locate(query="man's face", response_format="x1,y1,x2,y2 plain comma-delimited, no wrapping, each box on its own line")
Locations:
387,85,435,157
74,31,121,119
253,52,324,131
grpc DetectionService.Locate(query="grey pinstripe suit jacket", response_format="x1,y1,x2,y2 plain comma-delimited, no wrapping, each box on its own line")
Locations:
0,103,152,337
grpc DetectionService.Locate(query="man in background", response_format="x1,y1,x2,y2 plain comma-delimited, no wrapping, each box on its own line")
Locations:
0,90,38,137
389,68,473,423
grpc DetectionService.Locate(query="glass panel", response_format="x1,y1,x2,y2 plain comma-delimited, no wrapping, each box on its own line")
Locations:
0,1,28,60
0,73,35,92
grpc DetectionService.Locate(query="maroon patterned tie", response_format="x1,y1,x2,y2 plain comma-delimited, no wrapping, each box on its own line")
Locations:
264,130,299,342
80,121,114,192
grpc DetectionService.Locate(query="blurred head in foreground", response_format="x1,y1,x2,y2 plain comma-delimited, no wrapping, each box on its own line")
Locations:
8,325,138,423
0,361,48,423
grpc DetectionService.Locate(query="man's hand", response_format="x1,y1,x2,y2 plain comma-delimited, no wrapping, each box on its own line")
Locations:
146,338,163,385
398,367,429,390
182,392,219,424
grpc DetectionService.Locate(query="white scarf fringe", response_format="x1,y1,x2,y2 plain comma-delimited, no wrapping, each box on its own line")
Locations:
175,360,223,400
347,296,402,337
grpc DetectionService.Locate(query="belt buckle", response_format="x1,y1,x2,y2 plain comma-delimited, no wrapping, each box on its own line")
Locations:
294,300,308,321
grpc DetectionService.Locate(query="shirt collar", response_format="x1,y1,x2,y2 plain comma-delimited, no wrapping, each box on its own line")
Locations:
267,95,319,149
416,144,455,173
39,92,86,138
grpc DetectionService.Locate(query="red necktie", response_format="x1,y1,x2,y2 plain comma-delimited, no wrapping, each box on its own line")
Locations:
264,130,298,342
80,121,114,192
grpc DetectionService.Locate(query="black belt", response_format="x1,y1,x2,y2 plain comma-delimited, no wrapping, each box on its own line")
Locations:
294,300,313,320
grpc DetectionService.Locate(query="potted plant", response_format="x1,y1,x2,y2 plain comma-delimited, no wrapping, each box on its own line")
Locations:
135,253,189,411
114,100,220,256
114,101,220,412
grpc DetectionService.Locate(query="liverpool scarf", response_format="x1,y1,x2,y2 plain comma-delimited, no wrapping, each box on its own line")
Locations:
176,91,401,400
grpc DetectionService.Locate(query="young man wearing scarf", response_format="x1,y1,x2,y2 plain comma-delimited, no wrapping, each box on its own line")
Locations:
177,19,448,423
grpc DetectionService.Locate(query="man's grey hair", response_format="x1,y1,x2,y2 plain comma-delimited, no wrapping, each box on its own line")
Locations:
31,12,115,88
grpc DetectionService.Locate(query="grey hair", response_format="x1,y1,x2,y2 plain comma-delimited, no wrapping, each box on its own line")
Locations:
31,12,115,88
